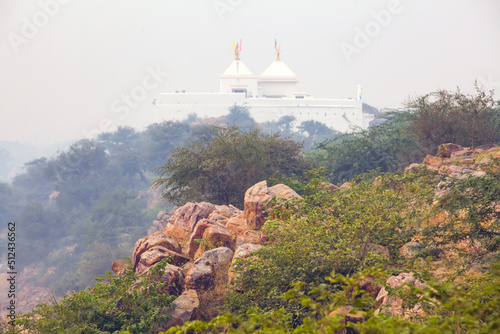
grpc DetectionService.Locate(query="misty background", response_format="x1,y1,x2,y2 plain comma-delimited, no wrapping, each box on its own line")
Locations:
1,0,499,151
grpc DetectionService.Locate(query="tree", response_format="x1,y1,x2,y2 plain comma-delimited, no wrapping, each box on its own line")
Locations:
225,104,258,129
297,120,337,150
407,84,500,151
154,125,310,208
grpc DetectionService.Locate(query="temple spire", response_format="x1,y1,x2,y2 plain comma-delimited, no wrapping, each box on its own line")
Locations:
231,39,242,60
274,38,281,61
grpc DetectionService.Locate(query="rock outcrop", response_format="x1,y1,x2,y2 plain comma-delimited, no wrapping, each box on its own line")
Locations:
375,273,426,316
162,290,200,329
124,180,300,331
243,181,301,229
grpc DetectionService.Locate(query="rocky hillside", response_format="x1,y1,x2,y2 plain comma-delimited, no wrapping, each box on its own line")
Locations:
8,142,500,333
113,180,300,329
123,143,500,332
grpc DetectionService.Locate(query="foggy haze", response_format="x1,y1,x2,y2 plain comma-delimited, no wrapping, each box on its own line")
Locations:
1,0,499,147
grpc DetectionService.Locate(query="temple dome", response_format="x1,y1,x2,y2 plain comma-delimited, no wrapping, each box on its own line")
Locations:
220,59,255,77
259,60,297,81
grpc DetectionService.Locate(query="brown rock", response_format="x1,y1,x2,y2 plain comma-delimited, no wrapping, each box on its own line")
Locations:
186,221,212,259
226,213,247,235
243,181,301,230
141,263,186,296
185,256,215,291
185,247,234,291
214,204,242,218
235,230,262,246
163,290,200,329
195,225,232,258
135,246,189,275
329,305,365,334
423,155,442,169
323,182,341,193
399,241,422,258
359,277,383,300
375,273,426,316
233,243,263,261
132,232,182,272
451,149,473,159
111,259,127,274
438,143,463,158
229,243,263,286
163,202,216,243
340,182,352,189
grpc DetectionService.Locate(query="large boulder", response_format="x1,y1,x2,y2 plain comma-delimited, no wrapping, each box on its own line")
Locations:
111,259,127,274
226,213,247,235
423,155,442,169
235,230,262,247
186,221,233,259
132,232,182,272
185,247,234,291
135,246,189,275
243,181,301,230
399,241,423,258
233,243,263,260
163,290,200,329
228,243,263,287
163,202,216,243
185,256,215,291
141,263,186,296
438,143,464,158
201,247,234,272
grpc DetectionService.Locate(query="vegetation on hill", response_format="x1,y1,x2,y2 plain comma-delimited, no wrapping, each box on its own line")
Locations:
13,259,176,334
313,84,500,184
1,86,500,333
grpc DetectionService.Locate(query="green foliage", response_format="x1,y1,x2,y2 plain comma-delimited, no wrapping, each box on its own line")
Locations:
11,259,176,334
163,263,500,334
154,125,310,208
313,111,419,184
223,167,436,315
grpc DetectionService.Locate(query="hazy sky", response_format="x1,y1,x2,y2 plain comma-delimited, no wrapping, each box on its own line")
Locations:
1,0,499,147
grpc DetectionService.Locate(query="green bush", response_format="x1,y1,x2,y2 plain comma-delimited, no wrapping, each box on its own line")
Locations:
10,259,176,334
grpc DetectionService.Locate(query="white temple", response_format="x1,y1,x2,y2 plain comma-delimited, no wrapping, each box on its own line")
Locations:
155,42,368,132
